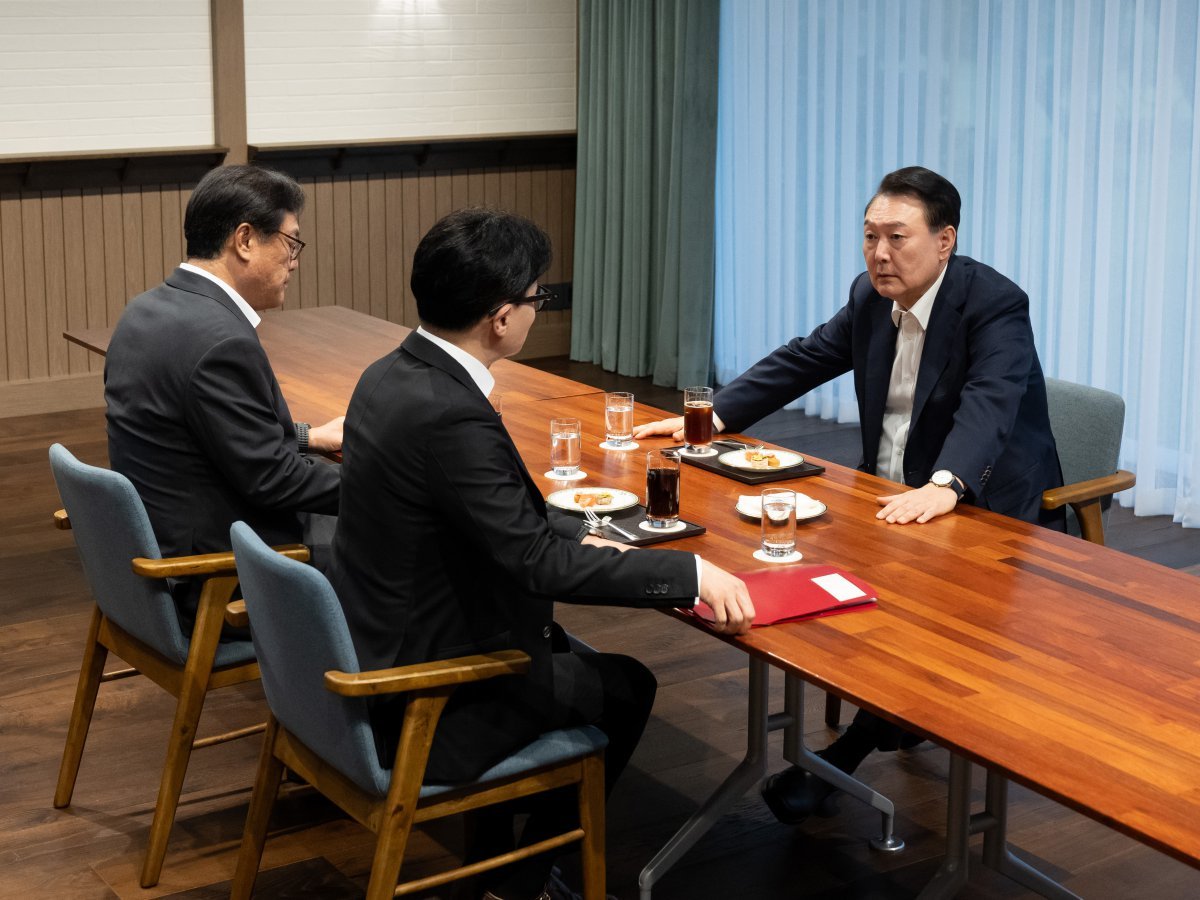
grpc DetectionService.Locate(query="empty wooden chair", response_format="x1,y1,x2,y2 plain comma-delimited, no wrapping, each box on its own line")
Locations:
48,443,307,887
228,520,609,900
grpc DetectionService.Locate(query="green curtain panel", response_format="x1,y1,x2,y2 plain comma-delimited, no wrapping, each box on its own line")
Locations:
572,0,720,389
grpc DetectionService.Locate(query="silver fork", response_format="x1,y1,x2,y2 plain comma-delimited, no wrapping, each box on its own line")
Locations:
583,507,638,540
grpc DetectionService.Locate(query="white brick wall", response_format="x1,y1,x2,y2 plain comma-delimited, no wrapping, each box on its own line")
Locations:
0,0,213,154
245,0,576,144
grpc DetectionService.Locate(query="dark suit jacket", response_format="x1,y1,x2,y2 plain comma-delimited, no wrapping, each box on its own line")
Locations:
714,255,1062,524
328,331,698,779
105,267,340,572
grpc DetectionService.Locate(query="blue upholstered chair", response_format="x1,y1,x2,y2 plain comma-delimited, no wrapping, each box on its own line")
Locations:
227,521,609,900
48,444,308,888
1041,379,1137,545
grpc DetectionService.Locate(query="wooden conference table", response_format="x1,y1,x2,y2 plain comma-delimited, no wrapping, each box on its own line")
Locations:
66,306,1200,898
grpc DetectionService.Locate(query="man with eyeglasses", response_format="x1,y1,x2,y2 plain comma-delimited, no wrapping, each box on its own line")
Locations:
329,207,755,900
105,164,342,632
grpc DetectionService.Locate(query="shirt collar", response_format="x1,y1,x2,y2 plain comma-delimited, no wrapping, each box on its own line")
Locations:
415,326,496,398
890,261,948,330
178,262,261,329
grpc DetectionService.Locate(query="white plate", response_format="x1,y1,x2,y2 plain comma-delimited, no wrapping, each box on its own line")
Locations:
736,494,827,521
547,487,640,513
718,448,805,471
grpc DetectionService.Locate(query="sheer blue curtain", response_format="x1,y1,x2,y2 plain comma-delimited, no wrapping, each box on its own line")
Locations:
714,0,1200,524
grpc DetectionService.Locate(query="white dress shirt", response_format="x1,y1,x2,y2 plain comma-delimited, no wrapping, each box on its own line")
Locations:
178,262,261,329
875,264,948,482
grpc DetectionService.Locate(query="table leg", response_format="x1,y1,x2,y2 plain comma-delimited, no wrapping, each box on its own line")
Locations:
918,755,1082,900
781,674,905,852
637,658,772,900
979,772,1082,900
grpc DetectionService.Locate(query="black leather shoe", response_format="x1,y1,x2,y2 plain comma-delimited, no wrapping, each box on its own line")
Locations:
760,766,840,825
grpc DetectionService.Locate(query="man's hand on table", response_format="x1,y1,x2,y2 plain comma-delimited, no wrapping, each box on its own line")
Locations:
699,561,755,634
309,416,345,455
876,482,958,524
632,416,686,442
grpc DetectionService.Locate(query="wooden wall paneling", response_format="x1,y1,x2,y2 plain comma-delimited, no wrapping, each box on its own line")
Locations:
450,169,469,212
120,187,145,314
161,184,183,277
80,190,107,338
483,167,501,208
500,167,517,214
545,166,563,283
40,192,68,377
60,190,90,374
140,187,165,291
416,174,437,273
366,174,387,321
20,193,48,379
290,179,309,307
1,192,26,380
562,166,576,279
467,168,485,208
399,172,420,327
348,175,370,313
313,176,334,309
100,188,126,329
0,193,6,380
432,171,453,223
332,177,353,310
383,174,404,325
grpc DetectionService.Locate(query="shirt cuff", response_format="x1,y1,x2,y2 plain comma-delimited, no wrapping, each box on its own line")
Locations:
713,412,726,433
692,554,702,608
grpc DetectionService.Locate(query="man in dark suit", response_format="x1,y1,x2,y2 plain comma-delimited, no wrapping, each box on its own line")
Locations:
635,166,1063,823
105,165,343,627
328,208,754,900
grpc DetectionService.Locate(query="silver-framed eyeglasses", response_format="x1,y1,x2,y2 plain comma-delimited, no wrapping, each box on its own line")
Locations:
488,286,557,318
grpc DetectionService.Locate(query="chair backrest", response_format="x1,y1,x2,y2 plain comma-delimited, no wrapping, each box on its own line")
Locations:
49,443,189,664
1044,379,1127,535
1045,378,1126,487
230,521,390,797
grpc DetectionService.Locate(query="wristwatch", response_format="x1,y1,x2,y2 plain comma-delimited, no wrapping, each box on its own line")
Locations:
929,469,965,501
295,421,310,454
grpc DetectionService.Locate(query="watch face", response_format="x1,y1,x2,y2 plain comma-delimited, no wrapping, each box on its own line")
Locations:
932,470,954,487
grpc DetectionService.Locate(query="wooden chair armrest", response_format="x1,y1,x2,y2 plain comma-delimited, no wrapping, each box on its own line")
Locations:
54,509,71,530
225,599,249,628
325,650,531,697
1041,470,1136,510
131,543,310,578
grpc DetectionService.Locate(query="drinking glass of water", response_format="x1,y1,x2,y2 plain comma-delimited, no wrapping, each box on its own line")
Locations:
760,488,797,557
550,418,582,477
604,392,634,448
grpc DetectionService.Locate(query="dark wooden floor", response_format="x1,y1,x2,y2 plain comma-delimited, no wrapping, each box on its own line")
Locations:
4,362,1199,898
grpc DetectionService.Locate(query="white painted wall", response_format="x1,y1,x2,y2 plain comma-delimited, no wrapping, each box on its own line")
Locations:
0,0,213,154
244,0,576,144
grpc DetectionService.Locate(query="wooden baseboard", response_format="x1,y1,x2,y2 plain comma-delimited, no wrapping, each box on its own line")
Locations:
0,373,104,419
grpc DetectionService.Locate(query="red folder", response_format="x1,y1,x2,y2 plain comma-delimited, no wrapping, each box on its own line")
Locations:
692,565,877,627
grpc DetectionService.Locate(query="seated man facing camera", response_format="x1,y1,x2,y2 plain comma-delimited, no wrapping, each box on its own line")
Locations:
636,166,1063,826
328,208,755,900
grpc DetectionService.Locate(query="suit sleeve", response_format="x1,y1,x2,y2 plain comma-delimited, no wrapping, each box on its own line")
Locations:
714,301,856,433
931,284,1038,500
184,334,340,514
424,405,697,607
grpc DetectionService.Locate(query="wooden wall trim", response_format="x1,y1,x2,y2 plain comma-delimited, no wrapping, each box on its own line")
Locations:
251,133,577,179
0,148,228,192
211,0,248,166
0,372,103,419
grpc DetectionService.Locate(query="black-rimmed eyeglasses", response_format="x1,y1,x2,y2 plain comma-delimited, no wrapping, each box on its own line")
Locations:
488,286,557,318
272,231,306,261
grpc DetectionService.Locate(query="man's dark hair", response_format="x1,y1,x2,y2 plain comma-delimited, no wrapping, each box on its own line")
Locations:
868,166,961,234
411,208,552,331
184,165,306,259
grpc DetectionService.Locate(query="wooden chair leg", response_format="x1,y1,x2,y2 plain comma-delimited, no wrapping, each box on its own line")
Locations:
577,753,607,900
364,815,418,900
824,693,842,729
230,717,285,900
54,606,108,808
139,577,234,888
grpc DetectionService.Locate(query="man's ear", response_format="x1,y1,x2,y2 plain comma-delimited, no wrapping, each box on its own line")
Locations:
938,225,957,259
231,222,255,261
489,303,512,336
